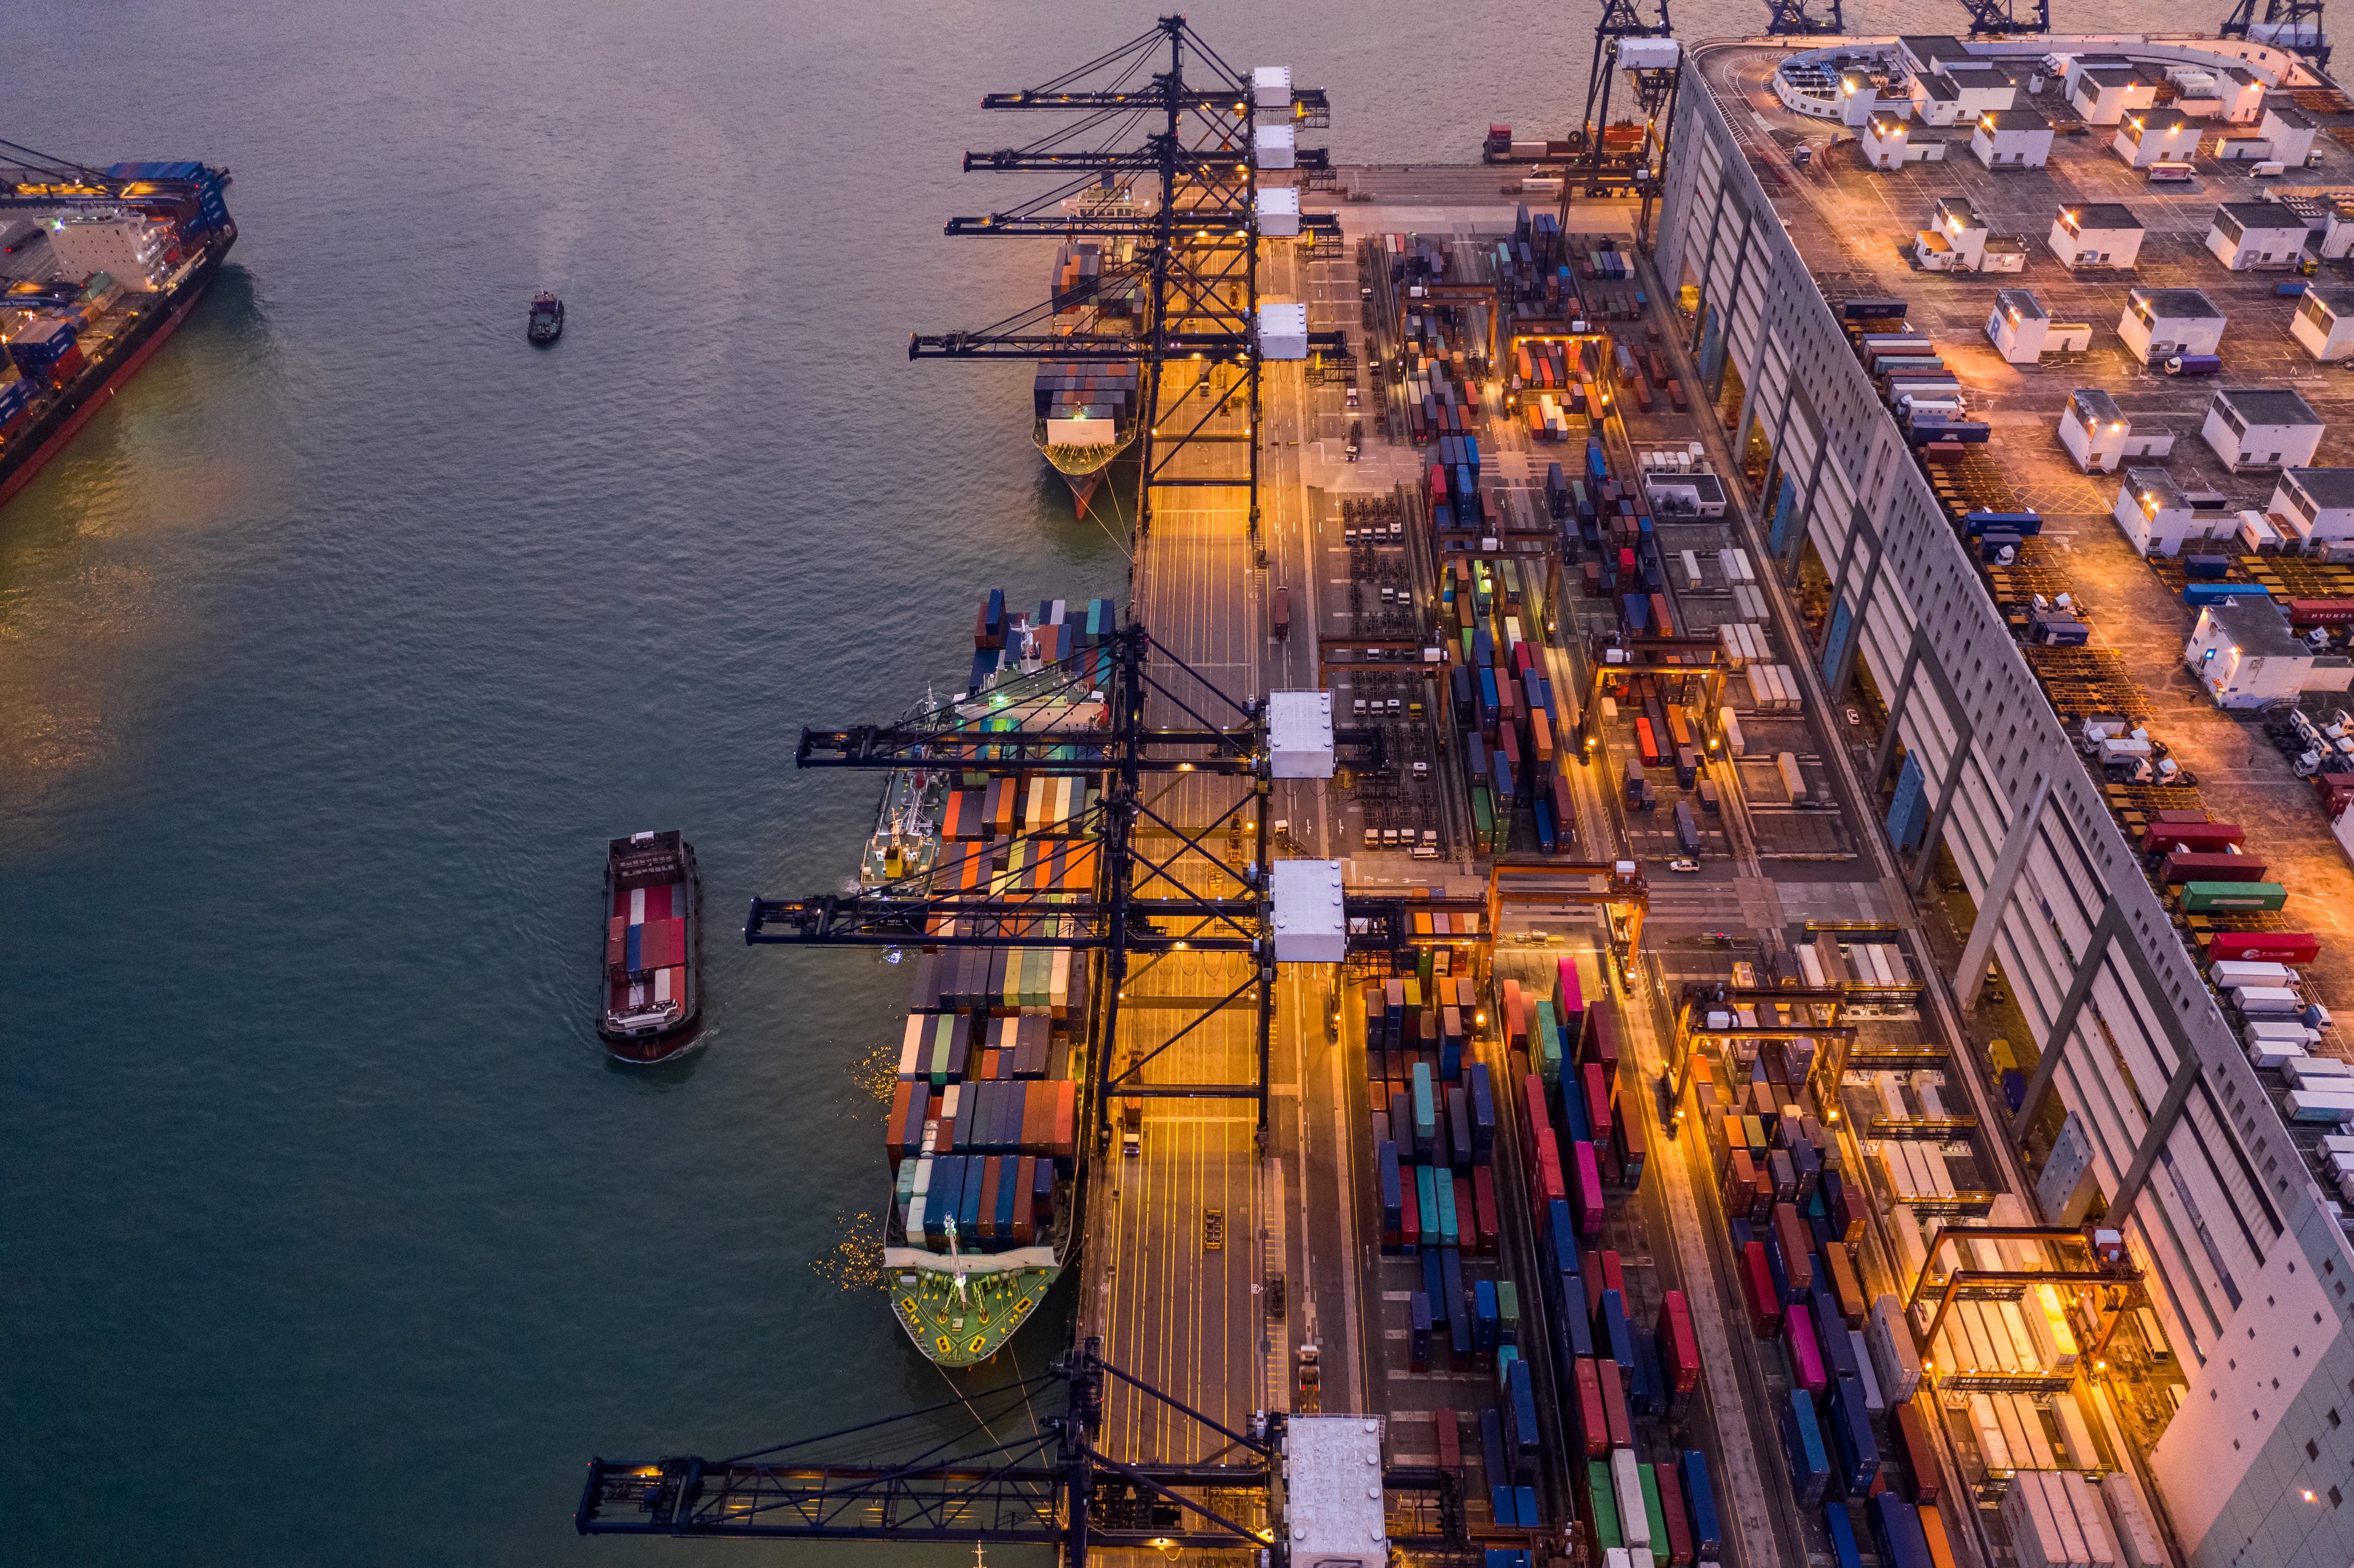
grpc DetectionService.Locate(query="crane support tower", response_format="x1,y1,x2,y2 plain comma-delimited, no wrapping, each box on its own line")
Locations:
1765,0,1845,35
1954,0,2051,35
909,15,1342,547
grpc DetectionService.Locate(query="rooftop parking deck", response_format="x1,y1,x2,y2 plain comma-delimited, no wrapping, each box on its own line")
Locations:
1700,37,2354,1171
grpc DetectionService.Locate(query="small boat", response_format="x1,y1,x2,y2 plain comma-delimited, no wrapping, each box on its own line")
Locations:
599,830,702,1063
529,292,564,346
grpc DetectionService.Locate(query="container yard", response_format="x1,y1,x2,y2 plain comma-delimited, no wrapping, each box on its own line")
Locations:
0,152,236,507
574,18,2354,1568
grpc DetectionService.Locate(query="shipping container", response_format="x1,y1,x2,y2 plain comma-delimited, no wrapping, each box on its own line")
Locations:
1588,1461,1624,1549
1601,1355,1634,1449
1612,1449,1653,1558
1824,1501,1864,1568
1870,1493,1934,1568
1574,1355,1609,1457
1917,1502,1961,1568
1677,1450,1721,1558
1741,1242,1781,1335
1638,1461,1671,1567
1655,1291,1700,1394
2100,1474,2167,1568
1781,1388,1831,1505
1824,1376,1880,1494
1654,1460,1693,1566
1869,1295,1923,1402
1893,1399,1940,1505
1786,1301,1829,1394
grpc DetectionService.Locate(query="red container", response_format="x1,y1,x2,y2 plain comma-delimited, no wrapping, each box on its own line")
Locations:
2209,930,2321,964
1636,716,1661,765
1723,1148,1756,1215
1473,1165,1500,1253
1894,1399,1942,1505
1523,1073,1549,1144
887,1081,913,1170
1649,592,1675,637
1599,1249,1626,1298
1773,1204,1816,1295
1599,1356,1633,1449
1582,1250,1605,1320
1588,1008,1619,1074
1655,1290,1700,1394
1536,1128,1568,1206
1451,1173,1475,1248
1656,1461,1695,1565
1573,1139,1604,1232
1400,1167,1421,1252
2288,599,2354,625
1740,1241,1781,1336
2140,820,2243,854
2161,850,2268,883
1435,1406,1462,1471
638,916,687,971
1584,1063,1613,1143
1615,1088,1647,1184
1573,1357,1608,1457
1013,1155,1038,1243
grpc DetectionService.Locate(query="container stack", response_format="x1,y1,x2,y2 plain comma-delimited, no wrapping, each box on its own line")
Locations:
1443,556,1571,854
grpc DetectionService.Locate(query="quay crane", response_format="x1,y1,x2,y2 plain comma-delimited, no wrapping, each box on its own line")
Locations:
1764,0,1845,35
2220,0,2331,67
908,15,1343,544
1952,0,2050,35
574,1340,1470,1564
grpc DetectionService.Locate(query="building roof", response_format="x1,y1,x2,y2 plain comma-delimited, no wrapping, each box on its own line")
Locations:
1997,288,2048,322
1982,108,2051,131
2072,386,2124,424
2209,596,2310,659
2268,102,2316,128
1918,72,1961,102
1868,111,1911,135
2126,107,2191,133
2217,200,2306,230
2285,468,2354,510
2126,465,2187,511
2218,386,2323,427
2308,286,2354,316
1936,194,1981,222
2079,66,2140,87
2226,65,2260,86
1900,34,1972,63
2063,202,2142,231
2129,286,2224,322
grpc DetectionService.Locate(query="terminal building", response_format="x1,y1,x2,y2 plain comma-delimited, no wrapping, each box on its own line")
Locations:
1662,29,2354,1568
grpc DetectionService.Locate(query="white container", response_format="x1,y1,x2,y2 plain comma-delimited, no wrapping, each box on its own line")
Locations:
1610,1448,1651,1554
2213,959,2292,988
2247,1019,2321,1046
2233,984,2303,1016
2285,1087,2354,1122
2101,1473,2168,1568
1775,751,1806,800
2248,1038,2310,1069
1852,1329,1886,1410
2053,1388,2099,1469
1869,1293,1922,1401
2285,1054,2354,1089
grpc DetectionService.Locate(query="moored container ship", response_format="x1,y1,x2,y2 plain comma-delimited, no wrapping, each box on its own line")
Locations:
880,591,1116,1366
0,155,236,508
1034,241,1141,518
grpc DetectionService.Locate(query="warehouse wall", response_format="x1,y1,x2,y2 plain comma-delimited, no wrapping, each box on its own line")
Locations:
1666,49,2354,1566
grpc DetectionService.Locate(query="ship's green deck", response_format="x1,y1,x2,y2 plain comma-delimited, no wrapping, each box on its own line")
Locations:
890,1262,1060,1366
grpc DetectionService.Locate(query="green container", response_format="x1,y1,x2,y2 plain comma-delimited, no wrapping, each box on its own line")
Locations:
1639,1461,1670,1566
2180,880,2288,912
1471,786,1495,845
1587,1460,1623,1549
1417,1164,1440,1238
1435,1165,1459,1239
1536,999,1564,1085
1496,1280,1520,1348
1412,1061,1437,1141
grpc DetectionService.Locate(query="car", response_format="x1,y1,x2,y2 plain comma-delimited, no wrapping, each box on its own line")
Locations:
1666,857,1701,873
1203,1209,1224,1251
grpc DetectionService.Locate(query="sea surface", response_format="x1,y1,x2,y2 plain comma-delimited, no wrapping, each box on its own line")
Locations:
1,1,2156,1561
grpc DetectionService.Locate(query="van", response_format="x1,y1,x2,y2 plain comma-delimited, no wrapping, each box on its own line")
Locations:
2148,161,2195,183
1272,585,1291,641
2252,160,2287,178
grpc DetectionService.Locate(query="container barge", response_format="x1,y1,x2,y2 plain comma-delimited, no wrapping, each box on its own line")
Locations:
0,158,236,508
600,830,703,1063
880,592,1116,1366
1033,241,1140,519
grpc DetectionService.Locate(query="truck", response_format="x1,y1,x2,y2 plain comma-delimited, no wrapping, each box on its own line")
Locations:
2164,353,2222,376
1272,585,1291,641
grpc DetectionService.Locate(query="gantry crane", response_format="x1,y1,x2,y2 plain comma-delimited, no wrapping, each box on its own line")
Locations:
909,16,1342,544
576,1340,1467,1565
1764,0,1845,35
2220,0,2331,67
1953,0,2050,35
1574,0,1677,200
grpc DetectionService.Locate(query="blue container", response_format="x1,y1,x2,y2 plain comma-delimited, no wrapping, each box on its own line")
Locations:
1443,1247,1471,1357
1630,1324,1665,1418
2185,554,2232,580
1622,593,1651,631
1471,1064,1497,1158
1679,1450,1721,1558
1781,1388,1831,1506
1763,1228,1795,1306
1490,1486,1518,1525
1534,797,1557,854
1481,1405,1507,1486
1560,1072,1591,1144
1379,1142,1404,1252
1423,1248,1447,1323
1825,1374,1880,1494
1465,435,1482,474
1868,1493,1933,1568
1599,1288,1635,1372
1559,1279,1595,1359
1962,510,2043,536
1542,1198,1578,1276
1824,1500,1864,1568
1814,1284,1862,1383
1448,1086,1474,1173
1475,1280,1501,1354
1514,1485,1538,1528
1503,1359,1540,1472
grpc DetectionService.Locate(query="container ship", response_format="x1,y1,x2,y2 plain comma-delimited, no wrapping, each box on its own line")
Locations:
1034,241,1141,519
599,830,703,1063
0,156,236,508
880,591,1116,1366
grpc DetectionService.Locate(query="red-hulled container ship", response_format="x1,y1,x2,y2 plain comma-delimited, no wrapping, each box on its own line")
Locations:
0,153,236,509
600,830,703,1063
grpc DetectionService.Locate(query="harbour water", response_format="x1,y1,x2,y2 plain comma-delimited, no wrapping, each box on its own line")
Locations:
1,0,2157,1561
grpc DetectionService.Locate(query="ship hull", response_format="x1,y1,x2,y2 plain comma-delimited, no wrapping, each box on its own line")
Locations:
1034,426,1136,520
887,1256,1063,1366
0,228,235,510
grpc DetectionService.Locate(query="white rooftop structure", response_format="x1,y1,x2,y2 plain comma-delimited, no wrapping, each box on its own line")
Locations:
1269,859,1346,965
1252,65,1292,110
1254,123,1296,169
1281,1417,1387,1568
1258,301,1309,361
1267,689,1334,778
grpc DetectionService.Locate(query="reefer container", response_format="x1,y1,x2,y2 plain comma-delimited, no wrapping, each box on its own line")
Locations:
1869,1295,1923,1401
2099,1474,2167,1568
1612,1449,1652,1558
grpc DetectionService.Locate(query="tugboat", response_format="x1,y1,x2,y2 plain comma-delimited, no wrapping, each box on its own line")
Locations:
528,292,564,346
598,830,702,1062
